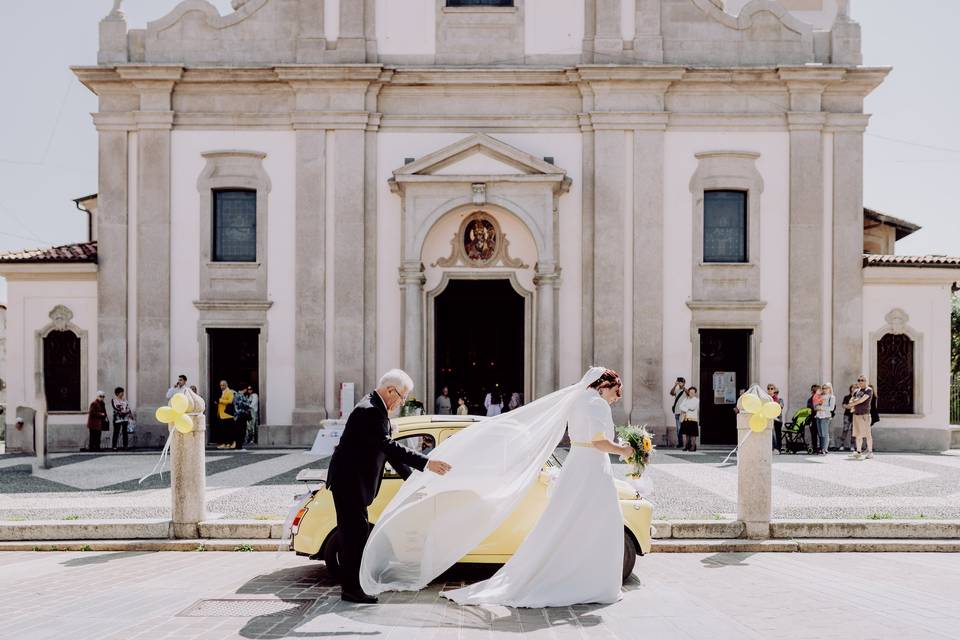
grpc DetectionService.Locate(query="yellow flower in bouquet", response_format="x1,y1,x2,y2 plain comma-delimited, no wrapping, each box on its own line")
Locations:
615,424,655,478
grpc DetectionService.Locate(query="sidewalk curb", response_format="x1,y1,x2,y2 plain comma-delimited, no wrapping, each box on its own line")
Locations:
0,539,289,552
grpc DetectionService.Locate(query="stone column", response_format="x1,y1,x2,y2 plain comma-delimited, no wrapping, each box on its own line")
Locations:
399,262,426,396
786,109,825,414
736,412,772,539
93,122,129,402
593,128,627,422
534,266,560,398
579,114,596,372
292,129,327,424
333,127,367,398
631,124,666,425
831,116,868,397
171,389,207,538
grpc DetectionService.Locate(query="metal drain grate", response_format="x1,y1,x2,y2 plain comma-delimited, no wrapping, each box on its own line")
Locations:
178,598,315,618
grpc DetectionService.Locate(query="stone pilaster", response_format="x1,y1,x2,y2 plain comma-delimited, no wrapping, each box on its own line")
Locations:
337,0,367,62
292,128,327,424
593,0,623,61
98,11,128,64
295,0,326,63
830,115,869,395
786,110,826,414
333,127,367,396
399,262,426,396
581,0,597,63
579,113,595,373
534,267,560,398
632,0,664,62
631,124,666,426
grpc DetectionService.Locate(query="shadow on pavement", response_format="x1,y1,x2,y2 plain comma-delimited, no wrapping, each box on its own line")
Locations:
60,551,154,567
700,552,757,569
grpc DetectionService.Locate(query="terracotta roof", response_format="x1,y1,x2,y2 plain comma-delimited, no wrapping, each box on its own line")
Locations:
863,254,960,268
0,241,97,264
863,207,921,241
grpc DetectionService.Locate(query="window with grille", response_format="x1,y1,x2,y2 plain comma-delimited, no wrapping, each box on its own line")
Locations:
43,330,81,411
703,190,747,263
876,333,915,414
213,190,257,262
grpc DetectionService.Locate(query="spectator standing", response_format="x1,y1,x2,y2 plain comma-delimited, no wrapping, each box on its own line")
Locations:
847,375,874,460
456,397,469,415
815,383,836,455
767,384,784,453
508,392,522,412
839,384,856,451
216,380,236,449
677,387,700,452
86,391,108,452
166,374,188,400
231,389,252,450
435,387,452,415
484,390,503,417
869,385,881,431
669,377,686,448
110,386,132,451
806,384,822,453
244,385,259,445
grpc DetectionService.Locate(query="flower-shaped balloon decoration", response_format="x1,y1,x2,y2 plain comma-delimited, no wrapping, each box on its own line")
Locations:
155,393,194,434
737,386,782,433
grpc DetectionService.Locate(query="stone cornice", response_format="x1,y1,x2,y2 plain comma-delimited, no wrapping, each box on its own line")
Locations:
192,300,274,312
0,263,97,278
290,111,370,130
389,67,571,86
573,66,687,83
787,111,827,131
92,111,136,132
274,65,385,82
133,111,175,129
589,112,669,130
863,266,960,285
824,113,871,133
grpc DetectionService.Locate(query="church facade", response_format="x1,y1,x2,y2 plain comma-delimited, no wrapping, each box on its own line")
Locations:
3,0,959,451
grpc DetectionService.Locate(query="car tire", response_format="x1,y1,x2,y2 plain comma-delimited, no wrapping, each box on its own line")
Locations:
622,530,637,583
323,531,342,580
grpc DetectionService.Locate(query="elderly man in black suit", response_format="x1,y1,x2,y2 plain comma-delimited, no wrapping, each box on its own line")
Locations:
327,369,452,603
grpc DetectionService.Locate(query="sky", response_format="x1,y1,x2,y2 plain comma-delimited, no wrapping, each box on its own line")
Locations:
1,0,958,303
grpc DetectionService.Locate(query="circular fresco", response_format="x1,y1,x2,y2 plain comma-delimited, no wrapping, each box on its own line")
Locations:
463,217,498,264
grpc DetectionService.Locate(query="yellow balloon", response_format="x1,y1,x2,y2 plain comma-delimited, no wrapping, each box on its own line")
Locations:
740,394,762,414
156,406,179,424
169,392,189,414
761,401,782,420
174,414,194,434
749,413,768,432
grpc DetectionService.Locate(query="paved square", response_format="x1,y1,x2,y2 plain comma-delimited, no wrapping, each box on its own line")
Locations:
0,551,958,639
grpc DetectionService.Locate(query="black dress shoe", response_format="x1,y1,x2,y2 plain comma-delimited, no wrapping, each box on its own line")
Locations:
341,590,378,604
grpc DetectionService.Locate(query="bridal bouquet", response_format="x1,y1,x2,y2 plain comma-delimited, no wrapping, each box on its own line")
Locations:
615,424,655,478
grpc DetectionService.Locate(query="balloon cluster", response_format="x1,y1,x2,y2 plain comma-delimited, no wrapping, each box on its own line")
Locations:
155,392,194,434
739,392,782,432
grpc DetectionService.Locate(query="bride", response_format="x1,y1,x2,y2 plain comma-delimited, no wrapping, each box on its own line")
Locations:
359,367,636,607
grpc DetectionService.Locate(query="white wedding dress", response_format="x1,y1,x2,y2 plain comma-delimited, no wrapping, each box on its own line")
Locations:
441,389,623,607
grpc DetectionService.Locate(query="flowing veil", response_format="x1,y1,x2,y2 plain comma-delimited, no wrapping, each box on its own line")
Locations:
359,367,606,595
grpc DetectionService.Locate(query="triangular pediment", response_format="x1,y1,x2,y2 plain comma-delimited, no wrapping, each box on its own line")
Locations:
394,134,565,177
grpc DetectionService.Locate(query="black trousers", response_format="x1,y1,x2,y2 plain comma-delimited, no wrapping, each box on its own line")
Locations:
331,486,371,595
88,429,101,451
112,422,128,449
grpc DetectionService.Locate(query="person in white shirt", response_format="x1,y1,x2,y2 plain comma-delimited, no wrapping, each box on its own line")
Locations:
166,374,188,400
484,390,503,417
815,383,836,455
677,387,701,452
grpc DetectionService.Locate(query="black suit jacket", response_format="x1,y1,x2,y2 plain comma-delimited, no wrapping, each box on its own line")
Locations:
326,391,429,506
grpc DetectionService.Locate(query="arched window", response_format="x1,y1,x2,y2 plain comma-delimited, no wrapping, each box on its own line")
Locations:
876,333,914,414
43,330,82,412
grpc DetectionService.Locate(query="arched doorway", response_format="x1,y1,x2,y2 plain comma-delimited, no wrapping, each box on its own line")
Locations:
433,279,525,415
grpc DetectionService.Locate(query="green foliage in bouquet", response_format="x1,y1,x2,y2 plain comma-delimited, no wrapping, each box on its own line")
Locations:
400,396,425,417
615,424,655,478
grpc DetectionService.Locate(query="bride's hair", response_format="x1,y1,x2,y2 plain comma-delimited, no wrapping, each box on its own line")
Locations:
588,369,621,391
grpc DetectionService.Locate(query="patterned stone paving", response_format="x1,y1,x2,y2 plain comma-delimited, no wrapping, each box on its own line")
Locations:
1,448,959,521
0,550,958,639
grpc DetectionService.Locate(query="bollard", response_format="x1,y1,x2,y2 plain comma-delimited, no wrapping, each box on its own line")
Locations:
736,411,772,539
170,388,207,538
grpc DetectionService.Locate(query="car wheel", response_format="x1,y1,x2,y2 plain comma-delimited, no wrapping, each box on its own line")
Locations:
622,530,637,583
322,531,342,580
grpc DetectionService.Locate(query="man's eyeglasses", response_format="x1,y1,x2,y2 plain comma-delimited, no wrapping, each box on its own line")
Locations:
388,386,408,404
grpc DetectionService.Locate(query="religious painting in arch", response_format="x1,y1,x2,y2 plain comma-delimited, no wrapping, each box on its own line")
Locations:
432,211,528,270
433,279,524,417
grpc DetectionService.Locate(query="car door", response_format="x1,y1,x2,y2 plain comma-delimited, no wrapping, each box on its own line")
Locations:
367,431,438,523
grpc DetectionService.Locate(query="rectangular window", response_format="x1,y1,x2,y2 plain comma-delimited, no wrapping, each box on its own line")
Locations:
703,190,747,263
447,0,514,6
213,190,257,262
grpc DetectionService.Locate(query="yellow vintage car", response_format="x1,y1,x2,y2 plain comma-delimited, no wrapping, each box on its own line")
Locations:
291,415,653,583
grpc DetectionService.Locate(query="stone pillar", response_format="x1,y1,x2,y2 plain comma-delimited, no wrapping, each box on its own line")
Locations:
581,0,597,63
399,262,425,396
831,1,862,66
593,128,627,422
337,0,367,62
831,116,868,396
579,114,596,372
333,128,367,397
631,125,666,426
98,11,127,64
633,0,664,62
292,129,327,425
94,125,129,402
593,0,624,61
534,267,560,398
736,412,772,539
786,110,825,414
296,0,327,62
171,389,207,538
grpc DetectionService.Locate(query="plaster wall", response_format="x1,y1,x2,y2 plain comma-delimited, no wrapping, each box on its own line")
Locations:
862,278,954,429
662,131,791,413
723,0,838,30
525,0,584,57
376,0,434,56
169,130,297,426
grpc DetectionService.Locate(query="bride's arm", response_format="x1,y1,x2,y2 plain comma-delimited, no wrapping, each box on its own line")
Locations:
592,438,633,457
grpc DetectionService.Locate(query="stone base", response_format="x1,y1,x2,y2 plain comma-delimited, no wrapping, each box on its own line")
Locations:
170,523,198,539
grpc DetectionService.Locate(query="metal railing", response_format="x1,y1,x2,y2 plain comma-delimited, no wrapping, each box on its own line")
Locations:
951,381,960,425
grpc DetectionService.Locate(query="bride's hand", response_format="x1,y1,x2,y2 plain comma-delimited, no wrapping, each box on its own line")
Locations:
620,445,636,459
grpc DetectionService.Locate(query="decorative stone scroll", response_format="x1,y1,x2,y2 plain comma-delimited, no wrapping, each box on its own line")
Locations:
431,211,528,269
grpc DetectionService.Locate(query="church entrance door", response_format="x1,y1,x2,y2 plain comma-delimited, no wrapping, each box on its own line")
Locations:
207,328,260,440
433,279,524,416
698,329,752,445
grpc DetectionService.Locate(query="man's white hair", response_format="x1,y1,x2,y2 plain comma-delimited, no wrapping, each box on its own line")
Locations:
378,369,414,394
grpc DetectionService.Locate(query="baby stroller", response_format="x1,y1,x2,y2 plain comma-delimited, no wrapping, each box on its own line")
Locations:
781,407,814,454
